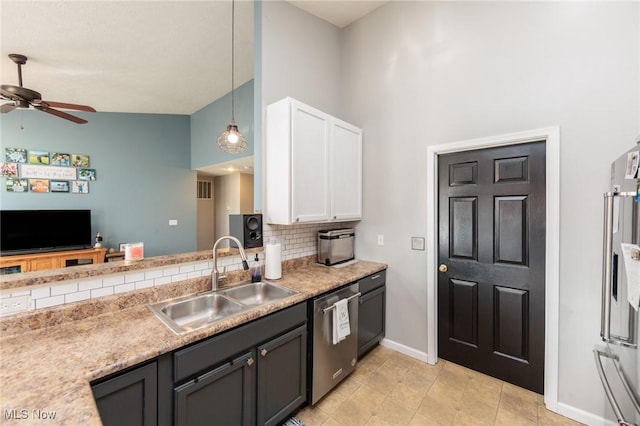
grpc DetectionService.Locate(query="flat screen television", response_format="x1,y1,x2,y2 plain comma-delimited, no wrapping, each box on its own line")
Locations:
1,210,92,255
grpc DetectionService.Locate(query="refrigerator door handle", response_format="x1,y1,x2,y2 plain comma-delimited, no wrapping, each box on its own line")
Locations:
602,191,638,348
594,347,640,426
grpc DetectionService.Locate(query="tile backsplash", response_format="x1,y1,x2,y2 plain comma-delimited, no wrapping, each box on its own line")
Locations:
1,221,358,313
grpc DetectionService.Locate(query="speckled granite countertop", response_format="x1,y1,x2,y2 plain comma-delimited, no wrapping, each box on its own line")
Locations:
0,258,386,425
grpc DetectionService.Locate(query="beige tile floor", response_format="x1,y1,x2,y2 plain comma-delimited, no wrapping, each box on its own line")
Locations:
295,345,583,426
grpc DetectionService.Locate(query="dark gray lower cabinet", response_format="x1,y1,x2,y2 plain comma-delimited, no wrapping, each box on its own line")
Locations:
172,303,307,426
92,361,157,426
257,325,307,426
174,351,255,426
358,271,386,357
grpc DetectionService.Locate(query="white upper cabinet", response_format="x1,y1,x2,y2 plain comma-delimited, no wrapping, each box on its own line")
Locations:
265,98,363,225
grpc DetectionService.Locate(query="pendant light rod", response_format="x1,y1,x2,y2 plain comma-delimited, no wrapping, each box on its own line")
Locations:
230,0,235,122
216,0,247,154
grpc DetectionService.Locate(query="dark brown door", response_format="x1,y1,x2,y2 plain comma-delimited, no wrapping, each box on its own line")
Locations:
437,141,546,393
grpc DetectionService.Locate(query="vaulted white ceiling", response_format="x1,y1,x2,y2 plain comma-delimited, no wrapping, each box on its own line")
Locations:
0,1,386,116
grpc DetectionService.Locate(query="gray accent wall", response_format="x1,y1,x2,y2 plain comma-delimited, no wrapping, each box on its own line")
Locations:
0,110,195,257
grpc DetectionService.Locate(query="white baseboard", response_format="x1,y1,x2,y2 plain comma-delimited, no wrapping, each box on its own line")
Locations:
557,402,616,426
380,338,431,364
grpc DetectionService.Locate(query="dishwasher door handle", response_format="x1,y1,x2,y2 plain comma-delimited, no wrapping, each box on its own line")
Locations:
322,292,361,314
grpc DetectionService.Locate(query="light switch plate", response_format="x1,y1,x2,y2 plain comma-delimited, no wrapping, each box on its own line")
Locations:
411,237,425,251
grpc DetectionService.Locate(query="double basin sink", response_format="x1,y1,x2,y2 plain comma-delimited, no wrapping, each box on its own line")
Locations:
148,281,298,334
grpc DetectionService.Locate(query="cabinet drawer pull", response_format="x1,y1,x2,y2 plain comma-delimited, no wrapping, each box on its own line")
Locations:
247,357,254,366
371,274,380,280
260,349,268,357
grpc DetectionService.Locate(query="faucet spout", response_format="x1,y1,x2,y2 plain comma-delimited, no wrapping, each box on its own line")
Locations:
212,235,249,291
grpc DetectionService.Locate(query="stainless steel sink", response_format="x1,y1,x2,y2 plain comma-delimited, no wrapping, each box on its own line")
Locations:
148,293,246,334
219,282,297,306
148,282,298,334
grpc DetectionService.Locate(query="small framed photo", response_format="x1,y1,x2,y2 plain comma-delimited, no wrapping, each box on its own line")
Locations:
50,180,70,193
51,153,71,167
1,163,18,177
29,179,50,193
78,168,97,181
5,148,27,163
71,154,90,167
71,180,89,194
119,243,127,252
6,178,27,193
29,150,50,165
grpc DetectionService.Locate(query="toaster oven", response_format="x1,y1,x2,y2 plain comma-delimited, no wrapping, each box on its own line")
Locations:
317,229,355,266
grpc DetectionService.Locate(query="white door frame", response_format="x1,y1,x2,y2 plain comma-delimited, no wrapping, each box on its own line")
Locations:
426,126,560,411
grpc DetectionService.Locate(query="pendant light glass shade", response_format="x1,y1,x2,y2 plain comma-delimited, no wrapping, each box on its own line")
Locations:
217,0,247,154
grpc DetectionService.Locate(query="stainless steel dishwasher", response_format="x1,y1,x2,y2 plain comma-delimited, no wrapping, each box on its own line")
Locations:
310,283,360,404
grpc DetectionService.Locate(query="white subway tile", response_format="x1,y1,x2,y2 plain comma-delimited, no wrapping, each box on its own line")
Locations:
179,264,195,273
155,276,172,286
125,272,145,283
65,291,91,303
145,269,163,280
171,273,188,283
163,267,180,276
79,279,103,291
135,280,154,290
51,282,79,296
187,271,202,279
9,290,30,297
31,287,51,299
91,287,114,298
114,283,135,294
103,275,125,286
36,295,65,309
194,262,209,271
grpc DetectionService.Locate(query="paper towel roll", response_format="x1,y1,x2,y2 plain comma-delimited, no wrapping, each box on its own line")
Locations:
264,243,282,280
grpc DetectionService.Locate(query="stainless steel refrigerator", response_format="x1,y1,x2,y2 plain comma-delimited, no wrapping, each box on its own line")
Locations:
596,144,640,426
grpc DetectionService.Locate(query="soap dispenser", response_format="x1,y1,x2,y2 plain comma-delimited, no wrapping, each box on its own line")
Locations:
250,253,262,283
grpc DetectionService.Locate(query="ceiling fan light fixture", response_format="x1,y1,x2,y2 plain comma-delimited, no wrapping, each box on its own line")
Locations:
217,0,248,154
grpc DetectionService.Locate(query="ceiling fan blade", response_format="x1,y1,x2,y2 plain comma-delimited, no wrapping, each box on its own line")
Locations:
1,102,17,113
38,100,96,112
36,106,88,124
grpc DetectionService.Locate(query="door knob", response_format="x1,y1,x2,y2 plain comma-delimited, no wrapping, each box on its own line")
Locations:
438,264,448,272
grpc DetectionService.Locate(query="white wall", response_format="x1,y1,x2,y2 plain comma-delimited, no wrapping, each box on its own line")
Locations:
340,1,639,423
261,1,342,114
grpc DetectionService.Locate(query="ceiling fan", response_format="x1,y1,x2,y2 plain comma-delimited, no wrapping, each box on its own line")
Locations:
1,53,96,124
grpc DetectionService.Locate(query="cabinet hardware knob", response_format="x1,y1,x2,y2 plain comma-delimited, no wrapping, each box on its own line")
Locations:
333,216,337,219
438,264,448,272
261,349,268,357
295,218,300,222
247,357,254,366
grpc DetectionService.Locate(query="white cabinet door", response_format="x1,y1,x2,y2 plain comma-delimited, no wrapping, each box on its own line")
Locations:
291,102,330,223
330,120,362,221
265,97,362,225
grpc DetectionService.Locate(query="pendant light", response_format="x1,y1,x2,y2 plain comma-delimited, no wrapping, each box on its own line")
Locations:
217,0,248,154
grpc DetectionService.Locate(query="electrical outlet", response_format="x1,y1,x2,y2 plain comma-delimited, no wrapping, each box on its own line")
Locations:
169,219,178,226
0,295,30,315
377,235,384,246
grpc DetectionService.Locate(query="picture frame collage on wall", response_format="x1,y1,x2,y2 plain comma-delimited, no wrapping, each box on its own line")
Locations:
1,148,96,194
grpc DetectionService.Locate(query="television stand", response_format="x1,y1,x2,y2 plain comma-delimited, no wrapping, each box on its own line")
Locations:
0,248,107,275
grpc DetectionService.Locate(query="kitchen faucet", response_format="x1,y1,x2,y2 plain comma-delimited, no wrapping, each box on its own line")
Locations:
212,235,249,291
